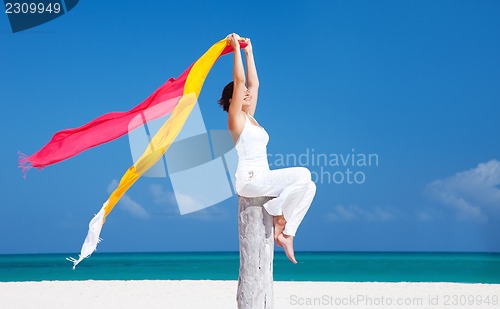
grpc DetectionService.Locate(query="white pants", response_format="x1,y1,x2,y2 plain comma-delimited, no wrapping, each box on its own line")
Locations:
236,166,316,236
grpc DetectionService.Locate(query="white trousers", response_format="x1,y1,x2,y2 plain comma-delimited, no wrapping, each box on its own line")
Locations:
236,166,316,236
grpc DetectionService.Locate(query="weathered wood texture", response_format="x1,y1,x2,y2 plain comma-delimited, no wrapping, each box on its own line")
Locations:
237,196,275,309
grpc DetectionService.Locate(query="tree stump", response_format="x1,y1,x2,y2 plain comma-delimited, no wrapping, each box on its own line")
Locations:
237,196,275,309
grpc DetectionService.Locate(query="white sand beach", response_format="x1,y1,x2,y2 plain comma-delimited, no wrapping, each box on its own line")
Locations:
1,280,499,309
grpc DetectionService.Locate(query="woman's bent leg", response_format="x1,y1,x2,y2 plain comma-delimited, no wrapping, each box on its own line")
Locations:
238,166,316,235
237,167,316,264
282,180,316,236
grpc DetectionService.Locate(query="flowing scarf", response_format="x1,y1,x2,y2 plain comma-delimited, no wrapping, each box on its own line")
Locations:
18,39,244,176
19,37,246,268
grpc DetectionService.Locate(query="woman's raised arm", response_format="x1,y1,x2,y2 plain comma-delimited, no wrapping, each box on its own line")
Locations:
228,33,246,134
244,38,259,116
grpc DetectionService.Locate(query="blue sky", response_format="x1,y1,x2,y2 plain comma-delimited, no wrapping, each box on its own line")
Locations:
1,0,499,255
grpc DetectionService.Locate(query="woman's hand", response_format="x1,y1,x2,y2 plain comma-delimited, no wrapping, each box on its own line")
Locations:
244,38,253,53
228,33,241,50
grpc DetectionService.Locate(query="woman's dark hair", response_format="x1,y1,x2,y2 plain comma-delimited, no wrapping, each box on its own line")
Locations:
218,81,234,112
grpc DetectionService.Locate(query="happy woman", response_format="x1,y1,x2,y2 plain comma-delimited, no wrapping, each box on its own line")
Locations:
218,33,316,264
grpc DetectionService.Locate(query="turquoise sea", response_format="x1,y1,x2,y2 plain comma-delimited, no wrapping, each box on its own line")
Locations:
0,252,499,283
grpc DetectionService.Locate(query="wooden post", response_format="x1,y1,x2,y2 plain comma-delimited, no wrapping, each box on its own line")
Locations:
237,196,275,309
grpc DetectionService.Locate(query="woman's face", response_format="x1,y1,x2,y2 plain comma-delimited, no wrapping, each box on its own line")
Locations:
229,87,252,106
242,88,252,106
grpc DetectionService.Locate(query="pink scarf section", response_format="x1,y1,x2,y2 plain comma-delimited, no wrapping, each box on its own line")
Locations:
18,66,191,177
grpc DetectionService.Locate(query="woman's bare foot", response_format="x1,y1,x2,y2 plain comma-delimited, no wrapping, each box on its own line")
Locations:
273,215,286,246
277,233,297,264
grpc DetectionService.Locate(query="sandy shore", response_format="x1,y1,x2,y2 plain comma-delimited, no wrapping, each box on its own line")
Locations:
1,280,499,309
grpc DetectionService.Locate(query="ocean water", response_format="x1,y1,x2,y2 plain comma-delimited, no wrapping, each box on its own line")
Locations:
0,252,499,283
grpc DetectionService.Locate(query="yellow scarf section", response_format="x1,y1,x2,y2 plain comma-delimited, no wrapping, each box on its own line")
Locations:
68,38,230,269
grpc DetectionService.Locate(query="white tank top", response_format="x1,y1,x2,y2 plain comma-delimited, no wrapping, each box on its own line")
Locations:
234,112,270,192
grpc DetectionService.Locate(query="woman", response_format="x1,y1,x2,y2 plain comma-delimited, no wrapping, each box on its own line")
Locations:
218,34,316,264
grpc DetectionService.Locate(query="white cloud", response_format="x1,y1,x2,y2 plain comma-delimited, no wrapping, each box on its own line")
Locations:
416,210,433,222
149,183,175,205
327,204,397,222
172,192,227,219
147,184,179,216
175,193,204,212
148,184,212,217
425,159,500,222
107,180,150,219
146,184,231,219
184,206,228,221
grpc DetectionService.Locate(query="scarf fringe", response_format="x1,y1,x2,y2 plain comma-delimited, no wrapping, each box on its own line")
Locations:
67,203,107,269
18,151,33,179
